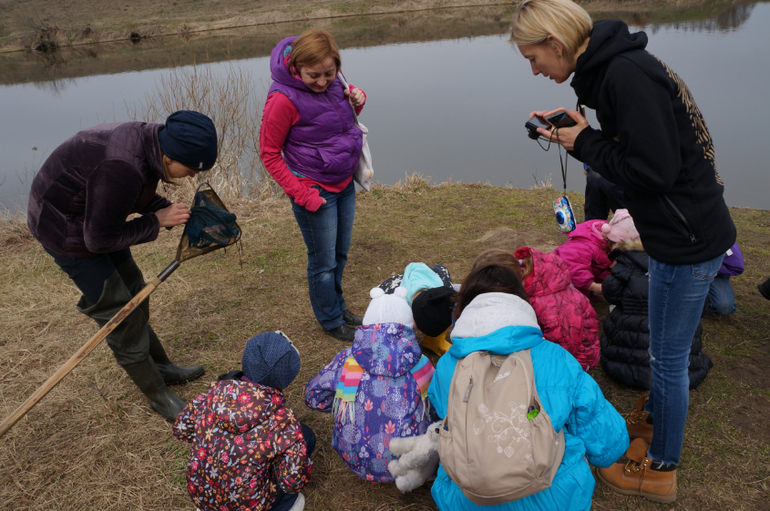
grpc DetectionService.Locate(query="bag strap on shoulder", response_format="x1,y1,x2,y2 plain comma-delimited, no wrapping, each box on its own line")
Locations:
336,72,360,124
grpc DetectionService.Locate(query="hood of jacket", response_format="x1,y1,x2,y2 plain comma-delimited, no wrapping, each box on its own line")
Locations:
270,36,319,94
614,238,648,271
205,380,284,435
351,323,422,377
522,247,572,297
616,237,644,253
571,19,648,109
566,219,609,248
719,241,744,276
449,293,543,358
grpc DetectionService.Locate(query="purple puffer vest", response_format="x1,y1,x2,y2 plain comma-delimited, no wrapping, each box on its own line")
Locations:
268,36,363,184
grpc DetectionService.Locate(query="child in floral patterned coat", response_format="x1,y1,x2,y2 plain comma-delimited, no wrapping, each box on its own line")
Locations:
173,331,314,511
304,286,438,482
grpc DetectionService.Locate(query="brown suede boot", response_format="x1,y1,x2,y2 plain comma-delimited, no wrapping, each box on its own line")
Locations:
596,438,677,504
623,394,653,443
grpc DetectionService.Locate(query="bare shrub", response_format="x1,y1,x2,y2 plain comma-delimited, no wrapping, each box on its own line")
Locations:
126,63,280,204
531,172,554,190
20,12,64,51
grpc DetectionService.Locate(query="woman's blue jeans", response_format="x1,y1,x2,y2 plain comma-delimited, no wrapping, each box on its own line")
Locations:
290,180,356,331
644,254,724,466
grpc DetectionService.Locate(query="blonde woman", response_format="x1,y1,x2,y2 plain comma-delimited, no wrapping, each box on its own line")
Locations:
260,29,366,342
510,0,735,504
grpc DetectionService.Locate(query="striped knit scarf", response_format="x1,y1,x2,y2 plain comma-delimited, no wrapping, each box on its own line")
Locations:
333,357,365,423
333,355,435,423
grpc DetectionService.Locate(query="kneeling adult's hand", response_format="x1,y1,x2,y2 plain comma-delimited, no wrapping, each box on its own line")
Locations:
155,203,191,228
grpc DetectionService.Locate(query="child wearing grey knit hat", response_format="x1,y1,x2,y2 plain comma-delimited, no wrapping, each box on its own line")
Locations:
173,331,314,511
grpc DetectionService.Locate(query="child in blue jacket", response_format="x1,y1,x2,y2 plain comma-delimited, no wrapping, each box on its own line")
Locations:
428,264,628,510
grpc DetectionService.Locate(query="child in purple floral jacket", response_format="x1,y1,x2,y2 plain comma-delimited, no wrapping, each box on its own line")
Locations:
173,331,314,511
304,287,438,483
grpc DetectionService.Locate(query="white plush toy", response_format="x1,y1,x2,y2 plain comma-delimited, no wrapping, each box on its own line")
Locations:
387,420,443,493
362,286,414,328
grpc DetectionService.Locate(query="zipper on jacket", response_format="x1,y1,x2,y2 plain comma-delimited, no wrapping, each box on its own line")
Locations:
463,375,473,403
664,195,697,244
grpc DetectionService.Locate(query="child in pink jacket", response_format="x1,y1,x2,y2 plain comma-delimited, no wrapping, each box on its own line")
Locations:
474,248,600,371
552,219,612,298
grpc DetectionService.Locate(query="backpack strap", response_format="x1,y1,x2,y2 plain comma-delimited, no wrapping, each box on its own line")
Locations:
410,355,435,419
333,356,364,423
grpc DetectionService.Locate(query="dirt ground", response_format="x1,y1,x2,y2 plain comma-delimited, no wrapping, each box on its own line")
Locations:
1,179,769,510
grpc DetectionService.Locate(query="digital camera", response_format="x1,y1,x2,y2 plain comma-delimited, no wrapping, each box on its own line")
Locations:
544,109,577,129
553,195,576,233
525,115,550,140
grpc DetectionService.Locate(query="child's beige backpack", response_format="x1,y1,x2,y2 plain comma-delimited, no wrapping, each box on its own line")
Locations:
437,349,565,506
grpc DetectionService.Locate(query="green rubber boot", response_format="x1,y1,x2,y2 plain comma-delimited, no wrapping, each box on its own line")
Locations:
76,269,151,366
148,329,205,385
121,357,187,422
116,257,206,385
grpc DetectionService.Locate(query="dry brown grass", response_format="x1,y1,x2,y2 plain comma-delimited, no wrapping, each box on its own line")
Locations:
1,179,769,510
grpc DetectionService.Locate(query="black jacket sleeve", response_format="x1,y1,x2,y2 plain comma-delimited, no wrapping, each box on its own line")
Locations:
602,258,631,305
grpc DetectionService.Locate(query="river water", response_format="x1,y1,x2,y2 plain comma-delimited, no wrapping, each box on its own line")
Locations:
1,2,768,211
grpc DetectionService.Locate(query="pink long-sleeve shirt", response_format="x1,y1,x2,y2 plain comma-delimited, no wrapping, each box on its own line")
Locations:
259,86,366,212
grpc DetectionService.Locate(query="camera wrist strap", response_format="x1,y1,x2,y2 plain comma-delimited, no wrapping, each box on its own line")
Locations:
556,128,568,195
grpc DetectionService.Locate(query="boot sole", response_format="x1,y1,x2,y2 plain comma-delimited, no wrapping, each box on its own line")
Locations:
596,468,677,504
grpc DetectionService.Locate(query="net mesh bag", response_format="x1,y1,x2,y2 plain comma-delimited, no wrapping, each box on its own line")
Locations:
175,182,241,263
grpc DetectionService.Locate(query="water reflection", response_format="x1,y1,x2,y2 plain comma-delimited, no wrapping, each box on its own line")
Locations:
0,6,515,86
1,1,757,87
646,3,755,33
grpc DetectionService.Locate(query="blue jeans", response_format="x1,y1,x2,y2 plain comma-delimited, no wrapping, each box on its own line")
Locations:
644,254,724,466
705,274,736,315
290,181,356,330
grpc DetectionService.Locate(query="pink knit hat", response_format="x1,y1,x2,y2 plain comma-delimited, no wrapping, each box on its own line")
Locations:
601,209,639,242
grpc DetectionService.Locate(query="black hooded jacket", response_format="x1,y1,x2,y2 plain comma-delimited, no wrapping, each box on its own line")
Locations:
601,239,713,390
571,20,735,264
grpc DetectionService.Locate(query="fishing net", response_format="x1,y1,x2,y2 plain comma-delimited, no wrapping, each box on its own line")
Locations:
175,182,241,263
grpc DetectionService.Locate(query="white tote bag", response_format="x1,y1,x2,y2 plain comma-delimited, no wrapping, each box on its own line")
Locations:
338,73,373,191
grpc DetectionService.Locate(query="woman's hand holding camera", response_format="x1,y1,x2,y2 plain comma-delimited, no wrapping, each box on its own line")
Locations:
530,109,589,151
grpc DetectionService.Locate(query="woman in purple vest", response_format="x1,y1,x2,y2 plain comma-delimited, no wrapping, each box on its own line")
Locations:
260,29,367,342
